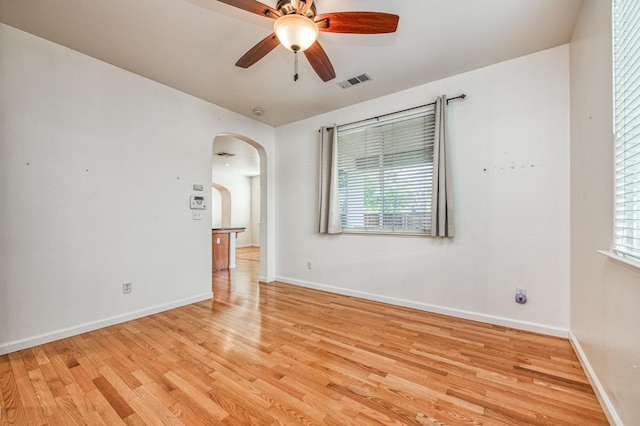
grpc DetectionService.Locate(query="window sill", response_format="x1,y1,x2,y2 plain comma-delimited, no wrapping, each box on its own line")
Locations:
342,230,433,237
598,250,640,271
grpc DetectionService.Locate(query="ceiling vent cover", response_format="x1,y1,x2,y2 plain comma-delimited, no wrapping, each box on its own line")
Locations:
215,152,236,157
337,73,372,89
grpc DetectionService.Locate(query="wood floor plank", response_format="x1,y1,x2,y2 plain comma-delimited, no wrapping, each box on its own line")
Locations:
130,370,176,409
85,388,125,425
64,382,101,424
0,354,28,425
13,375,48,426
0,259,608,425
51,393,85,426
164,371,228,421
205,385,267,425
91,376,134,419
41,345,75,391
127,388,181,426
26,369,58,418
68,362,99,396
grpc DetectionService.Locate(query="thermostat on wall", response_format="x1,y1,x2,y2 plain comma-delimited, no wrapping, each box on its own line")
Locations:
190,195,206,210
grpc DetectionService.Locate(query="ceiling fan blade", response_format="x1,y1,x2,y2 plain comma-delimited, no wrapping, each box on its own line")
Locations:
304,41,336,82
217,0,280,19
235,33,280,68
315,12,399,34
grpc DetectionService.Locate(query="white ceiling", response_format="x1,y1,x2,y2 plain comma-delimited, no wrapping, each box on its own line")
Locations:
1,0,584,177
213,134,261,176
1,0,584,129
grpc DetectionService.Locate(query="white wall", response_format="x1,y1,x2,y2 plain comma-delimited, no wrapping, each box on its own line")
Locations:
211,187,223,228
0,24,275,354
211,171,252,247
275,46,570,336
251,176,261,247
569,1,640,424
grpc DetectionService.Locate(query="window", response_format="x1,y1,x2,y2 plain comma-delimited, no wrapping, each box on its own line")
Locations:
613,0,640,262
336,106,435,234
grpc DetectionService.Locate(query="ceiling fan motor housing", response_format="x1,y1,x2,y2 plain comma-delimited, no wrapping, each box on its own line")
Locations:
276,0,316,18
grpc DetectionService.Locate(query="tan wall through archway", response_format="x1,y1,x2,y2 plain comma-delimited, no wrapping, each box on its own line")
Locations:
211,182,231,228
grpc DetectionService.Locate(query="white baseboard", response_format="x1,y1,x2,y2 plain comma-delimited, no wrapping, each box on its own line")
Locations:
569,331,623,426
275,276,568,338
0,292,213,356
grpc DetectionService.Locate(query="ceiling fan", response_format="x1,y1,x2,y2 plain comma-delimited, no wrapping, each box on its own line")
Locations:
218,0,399,82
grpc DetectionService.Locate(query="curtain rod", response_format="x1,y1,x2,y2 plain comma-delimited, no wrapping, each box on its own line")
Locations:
335,94,466,130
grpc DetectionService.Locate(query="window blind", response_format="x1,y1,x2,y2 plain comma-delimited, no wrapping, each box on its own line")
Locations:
337,107,435,234
613,0,640,261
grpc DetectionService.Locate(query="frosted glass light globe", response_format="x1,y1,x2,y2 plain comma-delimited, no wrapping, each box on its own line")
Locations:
274,14,319,52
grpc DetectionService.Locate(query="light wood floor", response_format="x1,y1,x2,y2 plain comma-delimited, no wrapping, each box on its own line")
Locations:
0,259,608,425
235,247,260,262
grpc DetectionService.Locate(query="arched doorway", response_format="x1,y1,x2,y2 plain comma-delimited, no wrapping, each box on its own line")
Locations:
212,133,271,281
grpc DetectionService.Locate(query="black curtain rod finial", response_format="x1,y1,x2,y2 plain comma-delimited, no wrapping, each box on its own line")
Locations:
446,93,466,104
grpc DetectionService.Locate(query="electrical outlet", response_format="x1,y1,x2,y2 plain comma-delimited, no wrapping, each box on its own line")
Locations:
515,287,527,304
123,283,132,294
307,261,312,270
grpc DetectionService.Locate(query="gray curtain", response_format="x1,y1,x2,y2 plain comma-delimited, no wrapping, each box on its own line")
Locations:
319,126,342,234
431,95,454,237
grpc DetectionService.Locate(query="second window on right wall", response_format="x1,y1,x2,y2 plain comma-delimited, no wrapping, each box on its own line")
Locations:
612,0,640,263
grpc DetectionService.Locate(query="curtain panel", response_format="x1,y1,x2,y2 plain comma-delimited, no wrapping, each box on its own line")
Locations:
431,95,454,237
318,126,342,234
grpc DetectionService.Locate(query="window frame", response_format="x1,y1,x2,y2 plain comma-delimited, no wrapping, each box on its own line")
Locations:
611,0,640,265
335,106,436,236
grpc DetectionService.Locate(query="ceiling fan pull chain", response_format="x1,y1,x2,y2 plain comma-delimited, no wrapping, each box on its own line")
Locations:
294,50,299,81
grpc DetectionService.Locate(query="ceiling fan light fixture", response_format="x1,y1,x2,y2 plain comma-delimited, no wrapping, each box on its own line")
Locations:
273,14,319,52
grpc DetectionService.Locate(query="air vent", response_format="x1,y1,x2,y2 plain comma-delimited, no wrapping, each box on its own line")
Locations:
337,73,372,89
215,152,236,157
